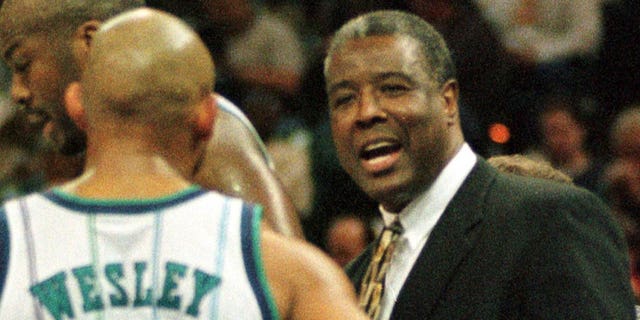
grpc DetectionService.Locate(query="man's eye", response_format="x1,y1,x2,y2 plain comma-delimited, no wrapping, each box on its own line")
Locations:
331,94,354,108
381,84,408,94
13,60,30,73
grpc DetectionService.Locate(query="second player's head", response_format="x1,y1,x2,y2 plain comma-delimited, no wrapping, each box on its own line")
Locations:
0,0,145,155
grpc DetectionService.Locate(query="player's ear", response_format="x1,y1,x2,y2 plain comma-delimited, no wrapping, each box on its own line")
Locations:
193,93,217,142
441,79,459,126
70,20,101,71
64,82,88,131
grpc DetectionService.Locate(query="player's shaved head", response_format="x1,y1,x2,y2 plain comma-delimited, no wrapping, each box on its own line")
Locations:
0,0,144,49
81,8,214,126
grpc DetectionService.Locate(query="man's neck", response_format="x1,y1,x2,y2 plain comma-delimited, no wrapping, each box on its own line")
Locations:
61,142,193,199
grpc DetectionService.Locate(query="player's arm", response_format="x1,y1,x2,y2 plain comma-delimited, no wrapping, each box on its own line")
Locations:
261,227,368,320
193,101,303,239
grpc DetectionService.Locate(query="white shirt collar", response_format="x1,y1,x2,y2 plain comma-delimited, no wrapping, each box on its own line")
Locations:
380,143,477,250
377,143,476,320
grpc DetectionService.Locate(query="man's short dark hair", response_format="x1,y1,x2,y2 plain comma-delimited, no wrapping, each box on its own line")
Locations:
324,10,456,86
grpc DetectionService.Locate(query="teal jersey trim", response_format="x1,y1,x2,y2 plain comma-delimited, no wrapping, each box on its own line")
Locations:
44,185,206,214
251,205,280,320
241,204,280,320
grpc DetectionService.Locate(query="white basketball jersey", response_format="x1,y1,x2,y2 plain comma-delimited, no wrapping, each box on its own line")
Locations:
0,186,279,320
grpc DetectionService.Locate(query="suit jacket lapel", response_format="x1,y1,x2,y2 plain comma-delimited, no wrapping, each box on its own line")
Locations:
391,159,497,319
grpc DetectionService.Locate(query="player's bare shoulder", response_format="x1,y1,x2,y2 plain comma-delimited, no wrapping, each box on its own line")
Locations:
210,94,271,165
260,226,368,320
192,94,303,238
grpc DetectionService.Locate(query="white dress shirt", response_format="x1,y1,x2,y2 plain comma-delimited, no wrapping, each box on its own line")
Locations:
377,143,477,320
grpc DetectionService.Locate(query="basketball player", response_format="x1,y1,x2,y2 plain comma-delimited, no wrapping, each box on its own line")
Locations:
0,8,366,319
0,0,302,238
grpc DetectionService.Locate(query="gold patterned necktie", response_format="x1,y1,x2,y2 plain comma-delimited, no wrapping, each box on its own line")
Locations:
359,217,404,319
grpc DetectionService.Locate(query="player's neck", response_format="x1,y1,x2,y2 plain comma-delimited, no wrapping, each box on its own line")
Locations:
61,140,193,199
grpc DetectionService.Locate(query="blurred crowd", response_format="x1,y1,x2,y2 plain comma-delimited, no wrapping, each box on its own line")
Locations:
1,0,639,258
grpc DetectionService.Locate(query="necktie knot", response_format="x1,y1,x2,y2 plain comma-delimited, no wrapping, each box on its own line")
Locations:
386,219,404,235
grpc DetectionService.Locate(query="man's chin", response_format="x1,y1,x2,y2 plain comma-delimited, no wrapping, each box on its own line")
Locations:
43,121,87,156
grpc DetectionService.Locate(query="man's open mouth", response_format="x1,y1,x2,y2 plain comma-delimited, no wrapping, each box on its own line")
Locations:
360,141,402,160
359,140,402,173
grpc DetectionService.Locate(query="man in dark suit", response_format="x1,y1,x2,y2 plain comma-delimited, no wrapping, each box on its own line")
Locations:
324,10,636,319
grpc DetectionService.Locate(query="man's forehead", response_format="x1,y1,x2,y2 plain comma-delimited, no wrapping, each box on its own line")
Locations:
1,31,45,62
343,34,420,52
0,0,63,53
331,36,422,67
328,38,424,76
1,0,45,17
0,18,41,61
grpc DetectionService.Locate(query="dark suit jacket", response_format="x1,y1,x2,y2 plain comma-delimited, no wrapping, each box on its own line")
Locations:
347,158,636,319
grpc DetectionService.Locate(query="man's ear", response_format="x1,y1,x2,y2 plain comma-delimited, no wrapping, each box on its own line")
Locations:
64,82,88,131
193,93,218,142
70,20,101,71
441,80,459,125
